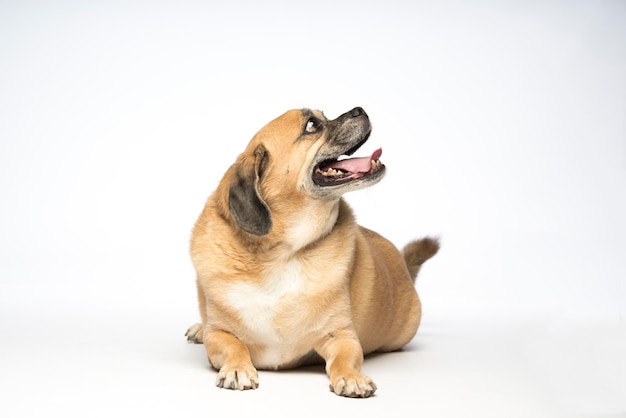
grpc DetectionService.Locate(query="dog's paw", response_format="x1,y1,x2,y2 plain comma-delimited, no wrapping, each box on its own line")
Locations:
216,364,259,391
329,373,377,398
185,323,204,344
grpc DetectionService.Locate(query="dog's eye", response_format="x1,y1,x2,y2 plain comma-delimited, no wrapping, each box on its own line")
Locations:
305,118,321,134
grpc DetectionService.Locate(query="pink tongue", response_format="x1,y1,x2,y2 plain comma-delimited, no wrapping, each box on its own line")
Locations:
328,148,382,173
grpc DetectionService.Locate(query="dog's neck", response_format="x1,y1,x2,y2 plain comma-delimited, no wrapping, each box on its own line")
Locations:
282,199,341,253
233,198,353,256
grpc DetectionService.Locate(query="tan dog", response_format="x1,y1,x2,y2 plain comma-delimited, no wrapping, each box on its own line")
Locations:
186,107,439,397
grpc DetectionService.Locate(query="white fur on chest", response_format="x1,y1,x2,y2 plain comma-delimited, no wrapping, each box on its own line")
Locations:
225,258,304,361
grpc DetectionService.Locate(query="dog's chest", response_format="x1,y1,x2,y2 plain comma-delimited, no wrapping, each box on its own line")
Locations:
225,259,309,349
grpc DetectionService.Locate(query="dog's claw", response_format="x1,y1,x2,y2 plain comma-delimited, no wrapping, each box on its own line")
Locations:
185,323,204,344
330,375,377,398
216,366,259,391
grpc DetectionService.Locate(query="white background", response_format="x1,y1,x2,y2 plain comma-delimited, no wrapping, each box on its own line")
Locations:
1,1,625,417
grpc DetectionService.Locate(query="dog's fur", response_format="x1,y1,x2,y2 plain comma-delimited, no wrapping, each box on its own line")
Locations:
186,107,439,397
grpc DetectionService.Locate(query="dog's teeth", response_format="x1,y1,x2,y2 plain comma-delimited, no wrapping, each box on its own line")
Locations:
319,167,351,177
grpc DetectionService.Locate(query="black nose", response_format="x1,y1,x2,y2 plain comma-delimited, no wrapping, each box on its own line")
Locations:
350,107,367,118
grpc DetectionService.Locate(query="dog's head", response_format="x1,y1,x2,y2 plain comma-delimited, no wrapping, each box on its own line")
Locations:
224,107,385,236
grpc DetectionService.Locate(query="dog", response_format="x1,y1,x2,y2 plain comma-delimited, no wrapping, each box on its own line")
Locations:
185,107,439,397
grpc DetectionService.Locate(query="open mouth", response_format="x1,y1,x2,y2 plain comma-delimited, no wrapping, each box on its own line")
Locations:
312,147,385,187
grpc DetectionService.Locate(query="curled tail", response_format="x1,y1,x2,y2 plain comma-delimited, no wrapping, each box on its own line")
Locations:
402,237,440,283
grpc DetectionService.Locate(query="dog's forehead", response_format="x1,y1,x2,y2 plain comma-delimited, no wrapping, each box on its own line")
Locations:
301,108,326,120
270,109,326,125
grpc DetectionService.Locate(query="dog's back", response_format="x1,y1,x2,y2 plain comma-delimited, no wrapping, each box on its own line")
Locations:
350,227,439,354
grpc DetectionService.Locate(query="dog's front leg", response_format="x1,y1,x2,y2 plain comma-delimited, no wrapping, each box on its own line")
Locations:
315,329,377,398
203,329,259,391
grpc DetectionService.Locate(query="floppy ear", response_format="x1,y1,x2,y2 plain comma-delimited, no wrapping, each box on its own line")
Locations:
228,144,272,236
